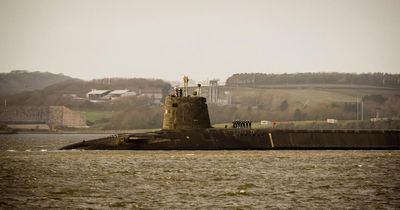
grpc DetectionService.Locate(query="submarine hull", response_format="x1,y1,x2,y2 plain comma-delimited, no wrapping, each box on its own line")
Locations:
60,128,400,150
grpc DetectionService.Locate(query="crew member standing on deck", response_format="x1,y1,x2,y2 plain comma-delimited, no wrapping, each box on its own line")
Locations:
174,87,179,96
179,88,183,97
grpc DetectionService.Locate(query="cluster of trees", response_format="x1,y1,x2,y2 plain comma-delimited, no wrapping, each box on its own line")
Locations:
226,72,400,88
103,105,163,129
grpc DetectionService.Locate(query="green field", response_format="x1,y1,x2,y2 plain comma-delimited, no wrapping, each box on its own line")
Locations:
84,111,114,123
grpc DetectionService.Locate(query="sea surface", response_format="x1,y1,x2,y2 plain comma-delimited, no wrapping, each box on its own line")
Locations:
0,134,399,209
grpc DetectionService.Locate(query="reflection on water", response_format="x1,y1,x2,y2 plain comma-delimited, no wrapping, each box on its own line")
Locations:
0,134,399,209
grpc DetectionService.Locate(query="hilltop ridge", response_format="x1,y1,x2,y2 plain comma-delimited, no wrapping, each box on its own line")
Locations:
0,70,73,96
226,72,400,89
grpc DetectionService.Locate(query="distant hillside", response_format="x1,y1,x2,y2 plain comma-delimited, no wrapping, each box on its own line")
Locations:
0,70,73,95
4,77,172,107
43,77,172,97
226,72,400,89
2,77,172,129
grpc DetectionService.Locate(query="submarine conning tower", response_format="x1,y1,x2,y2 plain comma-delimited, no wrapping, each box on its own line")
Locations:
162,95,212,130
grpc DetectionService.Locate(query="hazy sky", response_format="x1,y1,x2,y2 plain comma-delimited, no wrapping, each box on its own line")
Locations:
0,0,399,81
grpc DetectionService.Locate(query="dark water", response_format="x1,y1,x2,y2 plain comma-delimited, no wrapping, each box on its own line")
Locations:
0,134,399,209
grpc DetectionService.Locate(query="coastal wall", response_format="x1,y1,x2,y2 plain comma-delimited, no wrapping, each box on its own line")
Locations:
0,106,86,128
48,106,87,127
0,106,48,123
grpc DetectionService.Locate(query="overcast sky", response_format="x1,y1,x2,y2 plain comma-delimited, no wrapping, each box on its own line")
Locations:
0,0,399,81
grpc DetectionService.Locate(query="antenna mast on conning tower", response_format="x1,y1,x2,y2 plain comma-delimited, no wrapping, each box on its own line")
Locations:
183,76,189,96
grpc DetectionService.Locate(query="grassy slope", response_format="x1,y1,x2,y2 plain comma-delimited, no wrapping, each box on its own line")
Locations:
207,85,399,124
84,111,114,123
221,86,399,107
223,86,398,102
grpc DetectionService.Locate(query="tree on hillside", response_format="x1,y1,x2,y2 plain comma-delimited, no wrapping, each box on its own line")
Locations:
293,109,306,121
280,100,289,111
363,94,387,105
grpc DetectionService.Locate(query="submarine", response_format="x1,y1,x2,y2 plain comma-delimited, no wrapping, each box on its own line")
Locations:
61,78,400,150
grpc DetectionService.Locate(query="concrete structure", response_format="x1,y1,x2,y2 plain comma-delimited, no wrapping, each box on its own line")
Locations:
86,89,111,100
208,79,219,103
0,106,86,128
139,89,163,104
224,91,232,105
371,118,389,122
261,120,271,125
86,88,162,102
327,119,338,124
105,89,137,100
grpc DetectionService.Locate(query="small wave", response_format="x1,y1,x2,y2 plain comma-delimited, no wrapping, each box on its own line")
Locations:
6,149,16,152
25,149,31,152
40,149,48,152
